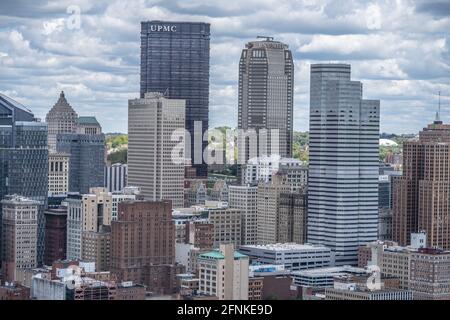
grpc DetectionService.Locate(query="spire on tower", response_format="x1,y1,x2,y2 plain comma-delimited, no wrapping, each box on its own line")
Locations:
434,91,443,124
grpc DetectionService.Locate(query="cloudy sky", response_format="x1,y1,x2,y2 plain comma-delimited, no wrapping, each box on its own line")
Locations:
1,0,449,134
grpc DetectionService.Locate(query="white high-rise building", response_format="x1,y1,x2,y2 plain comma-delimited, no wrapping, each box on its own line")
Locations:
48,153,70,196
307,64,380,266
228,185,258,245
127,93,185,208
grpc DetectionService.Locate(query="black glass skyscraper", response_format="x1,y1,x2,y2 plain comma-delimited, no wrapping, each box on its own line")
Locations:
0,93,48,266
140,21,210,177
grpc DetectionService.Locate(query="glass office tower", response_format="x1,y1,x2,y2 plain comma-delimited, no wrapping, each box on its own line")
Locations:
0,94,49,266
140,21,210,177
307,64,380,266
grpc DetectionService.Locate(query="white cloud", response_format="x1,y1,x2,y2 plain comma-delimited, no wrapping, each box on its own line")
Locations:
0,0,449,134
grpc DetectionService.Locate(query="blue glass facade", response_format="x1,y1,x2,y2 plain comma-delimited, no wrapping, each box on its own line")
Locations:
56,133,105,194
0,94,48,266
140,21,210,177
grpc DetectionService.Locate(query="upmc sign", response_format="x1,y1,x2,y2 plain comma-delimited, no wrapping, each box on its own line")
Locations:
150,25,177,32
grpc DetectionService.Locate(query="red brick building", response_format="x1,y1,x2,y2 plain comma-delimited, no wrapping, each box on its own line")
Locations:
110,200,183,294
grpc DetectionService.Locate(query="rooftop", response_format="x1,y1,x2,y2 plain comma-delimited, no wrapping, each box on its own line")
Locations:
77,116,100,126
292,266,367,277
240,243,330,252
0,92,33,114
199,250,248,260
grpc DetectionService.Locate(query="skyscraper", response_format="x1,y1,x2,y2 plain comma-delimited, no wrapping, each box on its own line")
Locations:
393,117,450,249
140,21,210,178
127,92,185,208
56,132,105,194
0,93,49,266
45,91,78,153
110,200,183,294
237,37,294,180
307,64,380,266
1,195,38,283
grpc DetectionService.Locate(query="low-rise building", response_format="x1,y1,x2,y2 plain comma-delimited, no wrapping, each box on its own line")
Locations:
197,244,249,300
239,243,333,272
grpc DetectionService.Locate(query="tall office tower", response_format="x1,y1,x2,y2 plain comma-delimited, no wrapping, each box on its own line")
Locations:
66,188,112,260
228,185,258,245
197,244,249,300
44,206,67,266
45,91,78,153
393,117,450,249
0,94,49,266
257,175,291,244
104,163,127,192
128,93,185,208
1,196,38,282
307,64,380,266
110,200,183,294
237,37,294,181
140,21,210,178
48,153,70,196
56,133,105,194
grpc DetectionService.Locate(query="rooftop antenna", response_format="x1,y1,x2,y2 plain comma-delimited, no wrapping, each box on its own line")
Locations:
434,91,443,124
257,35,274,41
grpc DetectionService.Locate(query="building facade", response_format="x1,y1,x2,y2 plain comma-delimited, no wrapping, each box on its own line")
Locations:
208,206,242,248
307,64,380,266
197,244,249,300
110,200,180,294
56,133,105,194
45,91,78,153
1,196,39,282
128,93,185,208
228,185,258,245
239,243,333,272
237,37,294,176
140,21,210,178
48,153,70,196
393,119,450,249
44,206,67,266
0,93,49,266
104,163,127,193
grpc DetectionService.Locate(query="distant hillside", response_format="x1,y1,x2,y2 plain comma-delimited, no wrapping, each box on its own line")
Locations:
105,130,412,165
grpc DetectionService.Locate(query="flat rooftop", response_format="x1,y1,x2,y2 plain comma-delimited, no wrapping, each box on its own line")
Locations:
240,243,330,251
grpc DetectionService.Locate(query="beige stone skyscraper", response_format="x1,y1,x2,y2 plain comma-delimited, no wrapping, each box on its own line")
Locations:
1,196,38,282
66,187,112,261
128,93,185,208
45,91,78,153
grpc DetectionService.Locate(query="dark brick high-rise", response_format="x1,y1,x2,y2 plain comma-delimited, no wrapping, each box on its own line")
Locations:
140,21,210,178
44,207,67,265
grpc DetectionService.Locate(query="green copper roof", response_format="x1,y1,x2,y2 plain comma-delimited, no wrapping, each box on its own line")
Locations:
199,250,248,260
77,116,99,125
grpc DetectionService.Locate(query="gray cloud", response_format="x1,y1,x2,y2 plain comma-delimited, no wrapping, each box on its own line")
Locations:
0,0,449,134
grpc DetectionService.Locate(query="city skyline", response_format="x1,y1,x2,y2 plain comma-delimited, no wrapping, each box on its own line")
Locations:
1,0,449,134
